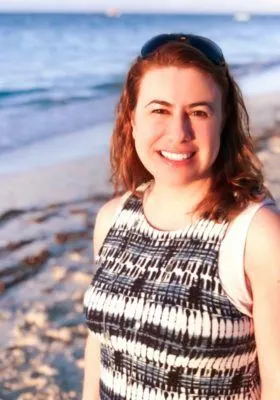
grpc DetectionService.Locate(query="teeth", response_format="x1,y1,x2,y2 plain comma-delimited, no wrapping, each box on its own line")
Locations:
160,151,194,161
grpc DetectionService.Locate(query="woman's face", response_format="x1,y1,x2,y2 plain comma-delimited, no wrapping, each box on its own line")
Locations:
131,66,224,187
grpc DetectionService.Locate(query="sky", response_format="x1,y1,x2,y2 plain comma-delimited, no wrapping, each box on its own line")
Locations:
0,0,279,14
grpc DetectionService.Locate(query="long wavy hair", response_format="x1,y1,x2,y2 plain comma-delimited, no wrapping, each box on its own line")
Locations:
110,41,273,221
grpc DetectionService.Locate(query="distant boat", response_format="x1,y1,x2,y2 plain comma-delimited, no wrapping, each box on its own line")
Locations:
106,8,121,18
233,12,251,22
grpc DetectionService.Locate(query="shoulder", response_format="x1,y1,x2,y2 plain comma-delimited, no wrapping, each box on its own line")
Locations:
245,202,280,285
244,203,280,391
95,195,123,225
93,195,124,260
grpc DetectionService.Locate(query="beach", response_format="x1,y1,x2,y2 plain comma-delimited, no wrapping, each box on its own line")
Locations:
1,11,280,399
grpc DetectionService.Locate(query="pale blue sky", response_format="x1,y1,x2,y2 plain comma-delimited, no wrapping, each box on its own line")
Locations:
0,0,280,13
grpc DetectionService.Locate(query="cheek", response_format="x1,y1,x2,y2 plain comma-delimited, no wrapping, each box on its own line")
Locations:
133,119,164,147
209,130,221,153
198,121,221,154
209,128,222,160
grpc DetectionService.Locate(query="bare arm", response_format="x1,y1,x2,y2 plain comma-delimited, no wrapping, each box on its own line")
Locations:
245,205,280,399
82,196,123,400
82,332,101,400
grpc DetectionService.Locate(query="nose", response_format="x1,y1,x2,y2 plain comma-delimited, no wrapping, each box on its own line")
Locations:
167,113,194,143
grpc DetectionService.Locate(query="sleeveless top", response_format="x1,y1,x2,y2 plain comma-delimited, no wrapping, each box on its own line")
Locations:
83,184,268,399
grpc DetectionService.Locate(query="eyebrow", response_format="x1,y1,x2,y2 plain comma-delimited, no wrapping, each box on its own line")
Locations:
145,99,215,111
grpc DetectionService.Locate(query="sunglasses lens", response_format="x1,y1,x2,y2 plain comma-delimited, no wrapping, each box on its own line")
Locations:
140,34,225,66
140,34,174,58
188,35,225,65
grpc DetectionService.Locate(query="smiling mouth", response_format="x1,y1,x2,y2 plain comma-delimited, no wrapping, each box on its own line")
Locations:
158,150,196,161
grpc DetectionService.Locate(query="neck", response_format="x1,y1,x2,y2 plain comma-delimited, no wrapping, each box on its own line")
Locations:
147,178,212,215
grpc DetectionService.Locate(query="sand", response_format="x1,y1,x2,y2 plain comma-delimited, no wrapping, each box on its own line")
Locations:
0,122,113,215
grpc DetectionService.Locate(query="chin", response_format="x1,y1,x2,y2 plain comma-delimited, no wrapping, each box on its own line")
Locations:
155,174,200,187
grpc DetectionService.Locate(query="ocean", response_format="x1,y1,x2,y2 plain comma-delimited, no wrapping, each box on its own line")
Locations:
0,12,280,155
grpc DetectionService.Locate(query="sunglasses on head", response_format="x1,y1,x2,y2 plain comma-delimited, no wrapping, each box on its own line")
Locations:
140,33,226,67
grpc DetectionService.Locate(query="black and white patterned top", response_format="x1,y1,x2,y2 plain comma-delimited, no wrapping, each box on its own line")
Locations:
83,186,261,399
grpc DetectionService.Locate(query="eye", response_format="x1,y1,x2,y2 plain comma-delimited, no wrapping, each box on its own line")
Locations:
151,108,169,115
191,110,208,118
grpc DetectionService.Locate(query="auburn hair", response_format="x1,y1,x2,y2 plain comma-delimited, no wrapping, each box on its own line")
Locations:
109,42,273,221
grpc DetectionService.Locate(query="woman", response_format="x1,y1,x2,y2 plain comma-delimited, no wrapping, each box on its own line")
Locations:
83,33,280,399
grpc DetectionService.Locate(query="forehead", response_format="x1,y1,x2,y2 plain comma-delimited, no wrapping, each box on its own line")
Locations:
136,66,222,106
